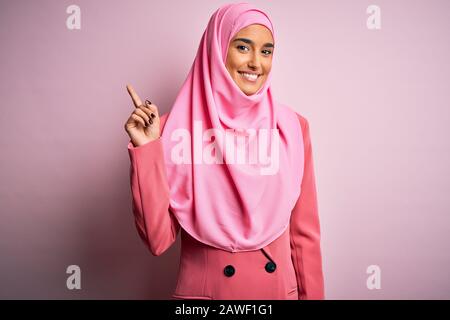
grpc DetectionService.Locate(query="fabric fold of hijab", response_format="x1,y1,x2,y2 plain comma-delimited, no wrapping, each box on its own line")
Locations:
160,2,304,252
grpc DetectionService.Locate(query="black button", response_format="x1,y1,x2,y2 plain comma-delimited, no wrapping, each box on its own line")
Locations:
265,261,276,273
224,265,235,277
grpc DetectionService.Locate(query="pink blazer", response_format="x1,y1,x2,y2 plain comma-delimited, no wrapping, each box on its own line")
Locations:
127,112,325,300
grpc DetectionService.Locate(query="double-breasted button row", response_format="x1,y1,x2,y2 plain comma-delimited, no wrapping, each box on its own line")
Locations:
223,262,277,277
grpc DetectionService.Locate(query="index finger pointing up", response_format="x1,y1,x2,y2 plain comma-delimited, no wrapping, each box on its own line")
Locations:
126,84,143,108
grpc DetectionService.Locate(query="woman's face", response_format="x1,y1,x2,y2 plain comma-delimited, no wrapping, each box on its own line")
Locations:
225,24,274,96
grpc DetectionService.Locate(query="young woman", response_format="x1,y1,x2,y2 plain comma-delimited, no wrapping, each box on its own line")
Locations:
124,2,324,300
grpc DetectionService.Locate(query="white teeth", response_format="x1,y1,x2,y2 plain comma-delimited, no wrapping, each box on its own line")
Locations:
240,72,258,81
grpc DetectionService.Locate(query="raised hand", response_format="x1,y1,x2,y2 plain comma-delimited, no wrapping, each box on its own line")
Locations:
124,84,161,147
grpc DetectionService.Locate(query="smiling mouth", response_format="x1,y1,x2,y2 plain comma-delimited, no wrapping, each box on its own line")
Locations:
238,71,261,82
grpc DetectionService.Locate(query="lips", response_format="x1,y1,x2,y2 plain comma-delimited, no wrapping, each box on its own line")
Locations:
238,71,261,82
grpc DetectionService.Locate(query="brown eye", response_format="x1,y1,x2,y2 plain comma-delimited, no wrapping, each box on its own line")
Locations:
262,50,272,55
237,45,249,52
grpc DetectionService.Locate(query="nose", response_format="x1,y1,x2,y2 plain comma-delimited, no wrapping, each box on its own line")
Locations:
248,51,261,70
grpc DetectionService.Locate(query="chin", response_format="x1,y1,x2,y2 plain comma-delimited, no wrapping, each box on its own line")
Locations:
244,87,261,95
238,82,261,95
237,78,265,95
243,90,257,95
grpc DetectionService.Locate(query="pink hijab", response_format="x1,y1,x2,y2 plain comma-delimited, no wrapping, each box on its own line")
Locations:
161,2,304,252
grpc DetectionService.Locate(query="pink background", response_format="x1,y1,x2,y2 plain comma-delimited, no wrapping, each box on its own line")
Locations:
1,0,449,299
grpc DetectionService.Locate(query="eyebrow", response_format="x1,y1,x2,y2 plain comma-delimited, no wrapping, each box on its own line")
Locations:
232,38,274,48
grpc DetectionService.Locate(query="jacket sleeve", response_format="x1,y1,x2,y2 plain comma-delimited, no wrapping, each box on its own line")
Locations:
127,137,180,256
289,115,325,300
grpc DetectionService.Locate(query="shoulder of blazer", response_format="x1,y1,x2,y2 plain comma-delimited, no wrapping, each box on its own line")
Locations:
277,102,308,134
292,111,309,137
